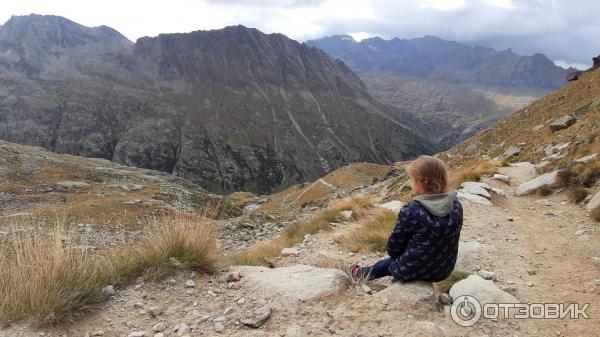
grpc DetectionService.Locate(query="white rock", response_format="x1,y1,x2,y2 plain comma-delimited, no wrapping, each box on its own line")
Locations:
515,171,561,196
280,247,300,257
450,275,518,305
214,322,225,334
235,265,350,301
575,153,598,163
185,280,196,288
153,323,166,332
147,306,163,318
491,174,510,184
457,191,492,206
173,324,190,335
338,210,353,220
376,200,404,213
459,182,492,199
361,284,372,294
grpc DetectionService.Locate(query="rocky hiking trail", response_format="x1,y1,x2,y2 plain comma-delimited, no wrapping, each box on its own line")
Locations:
2,166,599,337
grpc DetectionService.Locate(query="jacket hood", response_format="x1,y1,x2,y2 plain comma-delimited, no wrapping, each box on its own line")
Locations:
413,191,457,217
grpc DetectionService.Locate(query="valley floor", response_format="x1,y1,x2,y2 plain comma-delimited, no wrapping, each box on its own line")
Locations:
1,166,599,337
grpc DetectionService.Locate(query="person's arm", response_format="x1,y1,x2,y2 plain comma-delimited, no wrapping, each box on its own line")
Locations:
387,205,413,258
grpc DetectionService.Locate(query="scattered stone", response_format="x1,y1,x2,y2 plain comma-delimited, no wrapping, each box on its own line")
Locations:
123,199,143,205
280,247,300,257
361,284,372,294
477,269,496,280
531,124,545,132
218,271,242,283
101,285,115,296
438,293,453,305
549,116,576,132
526,282,534,287
56,181,91,190
214,322,225,334
128,332,146,337
223,307,234,315
567,70,583,82
153,323,166,332
450,275,518,304
235,265,350,301
148,306,163,318
241,305,272,328
185,280,196,288
503,147,521,157
376,200,404,213
173,323,190,336
154,334,164,337
491,174,510,184
338,210,353,220
515,171,561,196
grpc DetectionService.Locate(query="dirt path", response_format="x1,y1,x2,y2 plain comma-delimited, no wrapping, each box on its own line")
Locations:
2,167,598,337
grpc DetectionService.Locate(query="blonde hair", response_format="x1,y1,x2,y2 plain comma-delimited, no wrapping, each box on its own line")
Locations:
407,155,449,194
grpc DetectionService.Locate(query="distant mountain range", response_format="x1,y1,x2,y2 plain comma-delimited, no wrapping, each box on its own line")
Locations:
306,35,575,147
0,15,437,194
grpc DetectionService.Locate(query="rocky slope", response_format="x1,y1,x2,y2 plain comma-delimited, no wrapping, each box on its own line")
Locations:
307,35,574,148
445,61,600,171
0,15,437,195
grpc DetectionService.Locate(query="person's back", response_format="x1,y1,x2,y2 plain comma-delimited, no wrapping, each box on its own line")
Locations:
351,155,463,282
388,192,462,282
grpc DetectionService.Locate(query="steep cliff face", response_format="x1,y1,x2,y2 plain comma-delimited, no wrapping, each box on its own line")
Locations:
0,16,437,194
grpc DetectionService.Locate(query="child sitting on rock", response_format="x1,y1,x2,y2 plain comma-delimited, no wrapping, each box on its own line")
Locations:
350,155,463,282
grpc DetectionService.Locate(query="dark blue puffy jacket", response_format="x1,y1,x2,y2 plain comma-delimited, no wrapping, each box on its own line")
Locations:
387,191,463,282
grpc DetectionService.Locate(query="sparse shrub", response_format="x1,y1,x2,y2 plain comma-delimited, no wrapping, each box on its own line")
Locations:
344,209,397,252
328,195,374,219
569,187,590,203
536,185,554,196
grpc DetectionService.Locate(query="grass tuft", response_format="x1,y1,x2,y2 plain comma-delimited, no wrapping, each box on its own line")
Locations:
448,160,501,189
0,214,220,326
344,209,397,252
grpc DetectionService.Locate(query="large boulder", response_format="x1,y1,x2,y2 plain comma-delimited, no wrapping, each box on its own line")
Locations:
503,147,521,157
515,170,561,196
449,275,518,304
459,182,491,199
235,265,350,302
549,116,576,132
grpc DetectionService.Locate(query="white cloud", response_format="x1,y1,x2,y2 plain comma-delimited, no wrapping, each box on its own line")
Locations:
0,0,597,65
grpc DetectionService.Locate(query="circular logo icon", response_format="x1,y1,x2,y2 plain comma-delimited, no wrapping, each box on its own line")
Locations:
450,295,482,327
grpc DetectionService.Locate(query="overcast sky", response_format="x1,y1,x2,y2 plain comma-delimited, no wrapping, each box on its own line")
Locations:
1,0,597,69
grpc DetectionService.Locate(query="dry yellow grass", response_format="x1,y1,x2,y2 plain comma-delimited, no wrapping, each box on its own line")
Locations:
0,213,220,326
232,196,374,266
448,159,502,189
344,208,397,252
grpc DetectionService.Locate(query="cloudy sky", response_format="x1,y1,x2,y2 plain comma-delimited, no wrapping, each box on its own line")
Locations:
1,0,597,69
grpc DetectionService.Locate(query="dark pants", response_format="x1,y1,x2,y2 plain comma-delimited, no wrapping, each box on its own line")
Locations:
356,257,394,280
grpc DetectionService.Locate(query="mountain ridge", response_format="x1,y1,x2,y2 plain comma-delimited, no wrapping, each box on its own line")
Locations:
0,15,437,194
